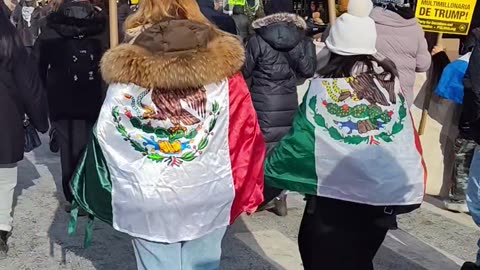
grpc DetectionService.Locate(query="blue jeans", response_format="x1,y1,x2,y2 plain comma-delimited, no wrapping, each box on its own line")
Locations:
132,227,227,270
467,146,480,264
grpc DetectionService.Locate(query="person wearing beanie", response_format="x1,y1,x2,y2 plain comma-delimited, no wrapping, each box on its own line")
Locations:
370,0,431,107
243,12,316,216
264,0,425,268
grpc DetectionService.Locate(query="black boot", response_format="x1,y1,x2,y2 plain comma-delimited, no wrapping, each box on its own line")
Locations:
271,194,288,217
0,230,9,260
257,194,288,216
462,262,480,270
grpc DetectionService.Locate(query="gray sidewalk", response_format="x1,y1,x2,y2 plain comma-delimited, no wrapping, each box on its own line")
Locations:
2,135,479,269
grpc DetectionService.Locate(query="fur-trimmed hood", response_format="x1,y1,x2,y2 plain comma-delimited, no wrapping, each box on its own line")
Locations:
101,19,245,90
252,13,307,30
251,13,307,51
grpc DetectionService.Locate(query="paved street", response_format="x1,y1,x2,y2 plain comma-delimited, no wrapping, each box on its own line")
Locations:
2,134,480,270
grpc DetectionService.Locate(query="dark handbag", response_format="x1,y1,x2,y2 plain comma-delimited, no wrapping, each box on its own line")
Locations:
24,117,42,152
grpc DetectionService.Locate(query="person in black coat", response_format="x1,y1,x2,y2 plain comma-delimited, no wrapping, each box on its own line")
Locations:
0,7,48,258
117,0,133,42
264,0,293,15
243,12,316,216
232,5,253,42
460,28,480,144
34,0,108,208
196,0,237,35
11,0,44,51
459,28,480,270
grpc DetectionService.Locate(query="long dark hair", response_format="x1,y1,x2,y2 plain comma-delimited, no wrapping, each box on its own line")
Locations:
0,7,23,66
318,54,399,80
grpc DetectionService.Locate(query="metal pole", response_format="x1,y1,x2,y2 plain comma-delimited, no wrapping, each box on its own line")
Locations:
109,0,119,47
327,0,336,25
419,33,443,136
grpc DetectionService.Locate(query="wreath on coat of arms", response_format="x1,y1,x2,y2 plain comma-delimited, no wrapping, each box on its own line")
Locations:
309,74,407,145
112,88,220,167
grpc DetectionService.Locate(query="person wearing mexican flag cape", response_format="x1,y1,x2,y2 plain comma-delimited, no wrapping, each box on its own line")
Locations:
67,0,266,268
264,0,426,269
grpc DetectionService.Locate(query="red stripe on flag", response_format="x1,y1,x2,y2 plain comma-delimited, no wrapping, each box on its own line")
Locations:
410,112,427,193
227,73,266,224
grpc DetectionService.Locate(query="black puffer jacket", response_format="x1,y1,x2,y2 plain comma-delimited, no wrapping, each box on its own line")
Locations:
34,1,108,121
460,28,480,143
243,13,316,152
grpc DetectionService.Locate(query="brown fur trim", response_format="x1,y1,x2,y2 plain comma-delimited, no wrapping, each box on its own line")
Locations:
101,31,245,90
252,13,307,30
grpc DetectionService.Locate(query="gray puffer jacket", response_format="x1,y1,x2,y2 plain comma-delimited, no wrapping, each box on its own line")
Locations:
370,7,431,107
243,13,316,152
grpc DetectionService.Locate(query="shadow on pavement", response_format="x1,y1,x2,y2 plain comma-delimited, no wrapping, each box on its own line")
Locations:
31,137,136,270
13,157,41,210
221,218,288,270
27,135,285,269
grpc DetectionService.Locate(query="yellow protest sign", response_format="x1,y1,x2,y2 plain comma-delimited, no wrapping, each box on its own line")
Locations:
415,0,478,35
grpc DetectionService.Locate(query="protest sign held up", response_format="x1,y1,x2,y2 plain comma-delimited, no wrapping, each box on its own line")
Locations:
416,0,478,35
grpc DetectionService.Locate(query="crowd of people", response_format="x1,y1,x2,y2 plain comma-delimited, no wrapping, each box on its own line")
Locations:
1,0,480,269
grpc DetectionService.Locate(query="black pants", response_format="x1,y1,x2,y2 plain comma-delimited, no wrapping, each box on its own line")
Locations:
54,119,94,203
262,145,285,205
298,196,394,270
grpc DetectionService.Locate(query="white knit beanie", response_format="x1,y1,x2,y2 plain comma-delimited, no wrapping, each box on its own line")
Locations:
325,0,377,56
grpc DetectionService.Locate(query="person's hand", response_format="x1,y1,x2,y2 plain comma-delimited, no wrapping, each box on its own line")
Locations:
432,45,445,56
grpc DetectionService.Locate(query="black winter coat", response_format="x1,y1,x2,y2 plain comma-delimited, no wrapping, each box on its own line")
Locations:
197,0,237,35
460,28,480,144
0,46,49,164
243,13,316,152
34,1,108,121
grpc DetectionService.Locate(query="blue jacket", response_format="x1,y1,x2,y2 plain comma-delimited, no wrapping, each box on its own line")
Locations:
434,54,470,104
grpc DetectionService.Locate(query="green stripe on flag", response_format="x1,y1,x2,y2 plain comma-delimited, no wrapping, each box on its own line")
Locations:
70,133,113,225
264,93,318,196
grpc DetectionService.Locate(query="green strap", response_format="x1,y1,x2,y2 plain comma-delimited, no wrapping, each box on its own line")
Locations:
68,201,79,235
84,214,94,248
67,201,95,248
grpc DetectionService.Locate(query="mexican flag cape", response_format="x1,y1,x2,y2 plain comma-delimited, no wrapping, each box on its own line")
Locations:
69,74,265,244
265,74,426,206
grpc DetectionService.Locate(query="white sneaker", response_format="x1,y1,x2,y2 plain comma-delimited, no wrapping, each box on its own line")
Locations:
443,199,469,213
